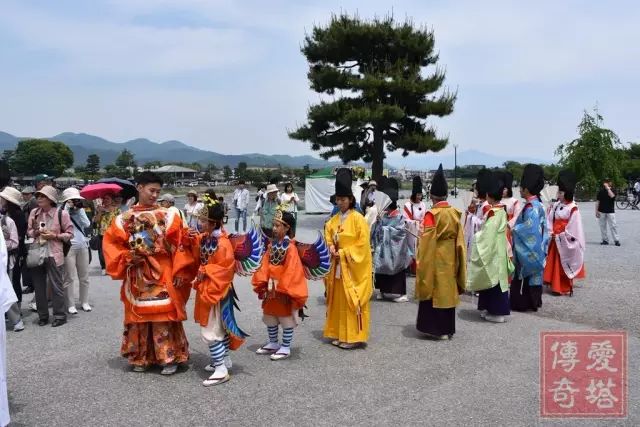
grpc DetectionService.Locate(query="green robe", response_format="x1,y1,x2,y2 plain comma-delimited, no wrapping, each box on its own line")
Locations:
467,207,514,292
415,205,467,308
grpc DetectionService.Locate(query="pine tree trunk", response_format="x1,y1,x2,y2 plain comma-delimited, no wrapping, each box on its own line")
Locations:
372,127,384,182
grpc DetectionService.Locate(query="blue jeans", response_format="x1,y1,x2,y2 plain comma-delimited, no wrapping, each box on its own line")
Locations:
234,208,247,232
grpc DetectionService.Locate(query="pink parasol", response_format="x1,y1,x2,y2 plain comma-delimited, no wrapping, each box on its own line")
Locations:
80,183,122,200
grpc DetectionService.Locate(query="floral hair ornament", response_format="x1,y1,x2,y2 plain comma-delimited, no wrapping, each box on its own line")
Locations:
196,193,220,221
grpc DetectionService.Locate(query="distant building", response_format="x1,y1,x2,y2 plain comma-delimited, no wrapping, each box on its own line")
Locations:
151,165,198,179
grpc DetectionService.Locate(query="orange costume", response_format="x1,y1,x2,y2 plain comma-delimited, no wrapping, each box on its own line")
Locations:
192,229,247,349
252,237,308,327
103,205,194,368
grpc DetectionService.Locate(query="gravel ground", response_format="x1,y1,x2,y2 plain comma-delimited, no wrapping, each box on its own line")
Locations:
6,198,639,426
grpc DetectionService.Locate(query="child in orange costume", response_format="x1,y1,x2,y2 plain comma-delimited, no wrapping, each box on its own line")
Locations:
191,195,247,386
252,210,308,360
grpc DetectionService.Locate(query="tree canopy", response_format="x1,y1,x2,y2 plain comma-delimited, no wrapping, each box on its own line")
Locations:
289,14,455,180
10,139,74,177
556,109,623,195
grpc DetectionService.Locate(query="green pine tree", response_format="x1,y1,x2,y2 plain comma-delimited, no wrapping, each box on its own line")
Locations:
289,14,456,180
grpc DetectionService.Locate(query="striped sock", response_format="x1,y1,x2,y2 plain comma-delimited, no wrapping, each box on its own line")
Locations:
208,340,226,367
267,325,279,343
281,327,294,349
223,334,230,356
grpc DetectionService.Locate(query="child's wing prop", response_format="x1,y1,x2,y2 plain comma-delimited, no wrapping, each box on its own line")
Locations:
228,227,265,276
295,232,331,280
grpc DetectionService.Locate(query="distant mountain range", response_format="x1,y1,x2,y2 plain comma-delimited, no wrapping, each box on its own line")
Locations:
0,131,550,170
387,149,550,170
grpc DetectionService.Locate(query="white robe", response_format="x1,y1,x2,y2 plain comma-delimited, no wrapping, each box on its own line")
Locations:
0,230,17,426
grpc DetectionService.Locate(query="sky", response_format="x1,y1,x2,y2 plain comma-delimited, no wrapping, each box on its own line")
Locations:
1,0,639,165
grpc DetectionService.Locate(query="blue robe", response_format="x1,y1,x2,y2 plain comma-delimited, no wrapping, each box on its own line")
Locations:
512,197,550,286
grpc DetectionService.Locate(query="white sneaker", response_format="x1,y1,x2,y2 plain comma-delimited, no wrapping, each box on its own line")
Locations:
13,320,25,332
202,365,230,387
479,310,487,319
68,306,78,315
485,314,506,323
81,303,92,312
256,341,279,354
376,292,385,300
101,269,106,275
393,295,409,303
29,302,37,312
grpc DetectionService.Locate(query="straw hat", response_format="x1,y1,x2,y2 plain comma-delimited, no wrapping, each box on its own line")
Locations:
0,187,24,207
35,185,59,204
60,187,85,203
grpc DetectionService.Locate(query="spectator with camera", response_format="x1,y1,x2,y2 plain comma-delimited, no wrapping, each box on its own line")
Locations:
61,188,92,314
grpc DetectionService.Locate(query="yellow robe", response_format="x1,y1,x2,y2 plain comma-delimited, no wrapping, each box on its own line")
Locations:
323,209,372,343
415,203,467,308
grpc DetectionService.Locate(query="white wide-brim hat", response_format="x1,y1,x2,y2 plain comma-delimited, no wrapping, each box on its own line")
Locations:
60,187,85,203
0,187,24,207
265,184,279,193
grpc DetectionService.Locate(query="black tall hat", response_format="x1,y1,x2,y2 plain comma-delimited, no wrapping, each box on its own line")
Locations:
557,169,577,193
334,168,353,197
411,176,423,197
476,168,492,198
503,171,514,191
520,164,545,195
382,177,399,202
487,170,505,198
0,160,10,188
430,164,448,197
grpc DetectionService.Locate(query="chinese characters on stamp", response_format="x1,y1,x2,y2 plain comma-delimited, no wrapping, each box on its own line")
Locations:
540,332,627,418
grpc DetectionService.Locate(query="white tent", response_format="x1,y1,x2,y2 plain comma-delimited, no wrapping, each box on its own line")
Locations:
304,168,363,214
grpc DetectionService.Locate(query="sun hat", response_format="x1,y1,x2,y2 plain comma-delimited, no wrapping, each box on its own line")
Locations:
21,186,35,194
158,194,175,203
265,184,279,194
34,174,52,183
60,187,85,203
35,185,59,203
0,187,24,207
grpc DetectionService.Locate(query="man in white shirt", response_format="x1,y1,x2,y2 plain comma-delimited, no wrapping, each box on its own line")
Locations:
232,180,250,232
634,179,640,207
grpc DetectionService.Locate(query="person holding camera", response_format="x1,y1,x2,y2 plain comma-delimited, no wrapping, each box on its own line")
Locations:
596,178,619,246
61,188,92,314
27,186,73,327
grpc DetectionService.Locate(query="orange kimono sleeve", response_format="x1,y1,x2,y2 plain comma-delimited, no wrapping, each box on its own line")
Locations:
103,217,132,280
251,252,270,296
277,244,308,310
199,238,235,306
172,228,199,285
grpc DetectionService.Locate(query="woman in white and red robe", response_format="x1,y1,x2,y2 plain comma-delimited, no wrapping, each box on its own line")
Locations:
543,170,585,296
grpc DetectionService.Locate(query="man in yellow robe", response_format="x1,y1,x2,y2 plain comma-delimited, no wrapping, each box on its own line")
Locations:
323,168,372,349
415,164,466,339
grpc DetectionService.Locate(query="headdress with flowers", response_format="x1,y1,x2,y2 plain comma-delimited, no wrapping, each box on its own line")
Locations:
196,193,221,221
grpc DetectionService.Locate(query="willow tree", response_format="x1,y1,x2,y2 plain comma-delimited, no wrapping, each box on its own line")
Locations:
289,14,456,180
556,109,624,195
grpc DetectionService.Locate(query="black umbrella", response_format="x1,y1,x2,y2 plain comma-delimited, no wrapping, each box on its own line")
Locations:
97,177,137,200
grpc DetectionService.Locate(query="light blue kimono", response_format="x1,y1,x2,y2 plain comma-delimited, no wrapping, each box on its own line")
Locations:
511,198,550,286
